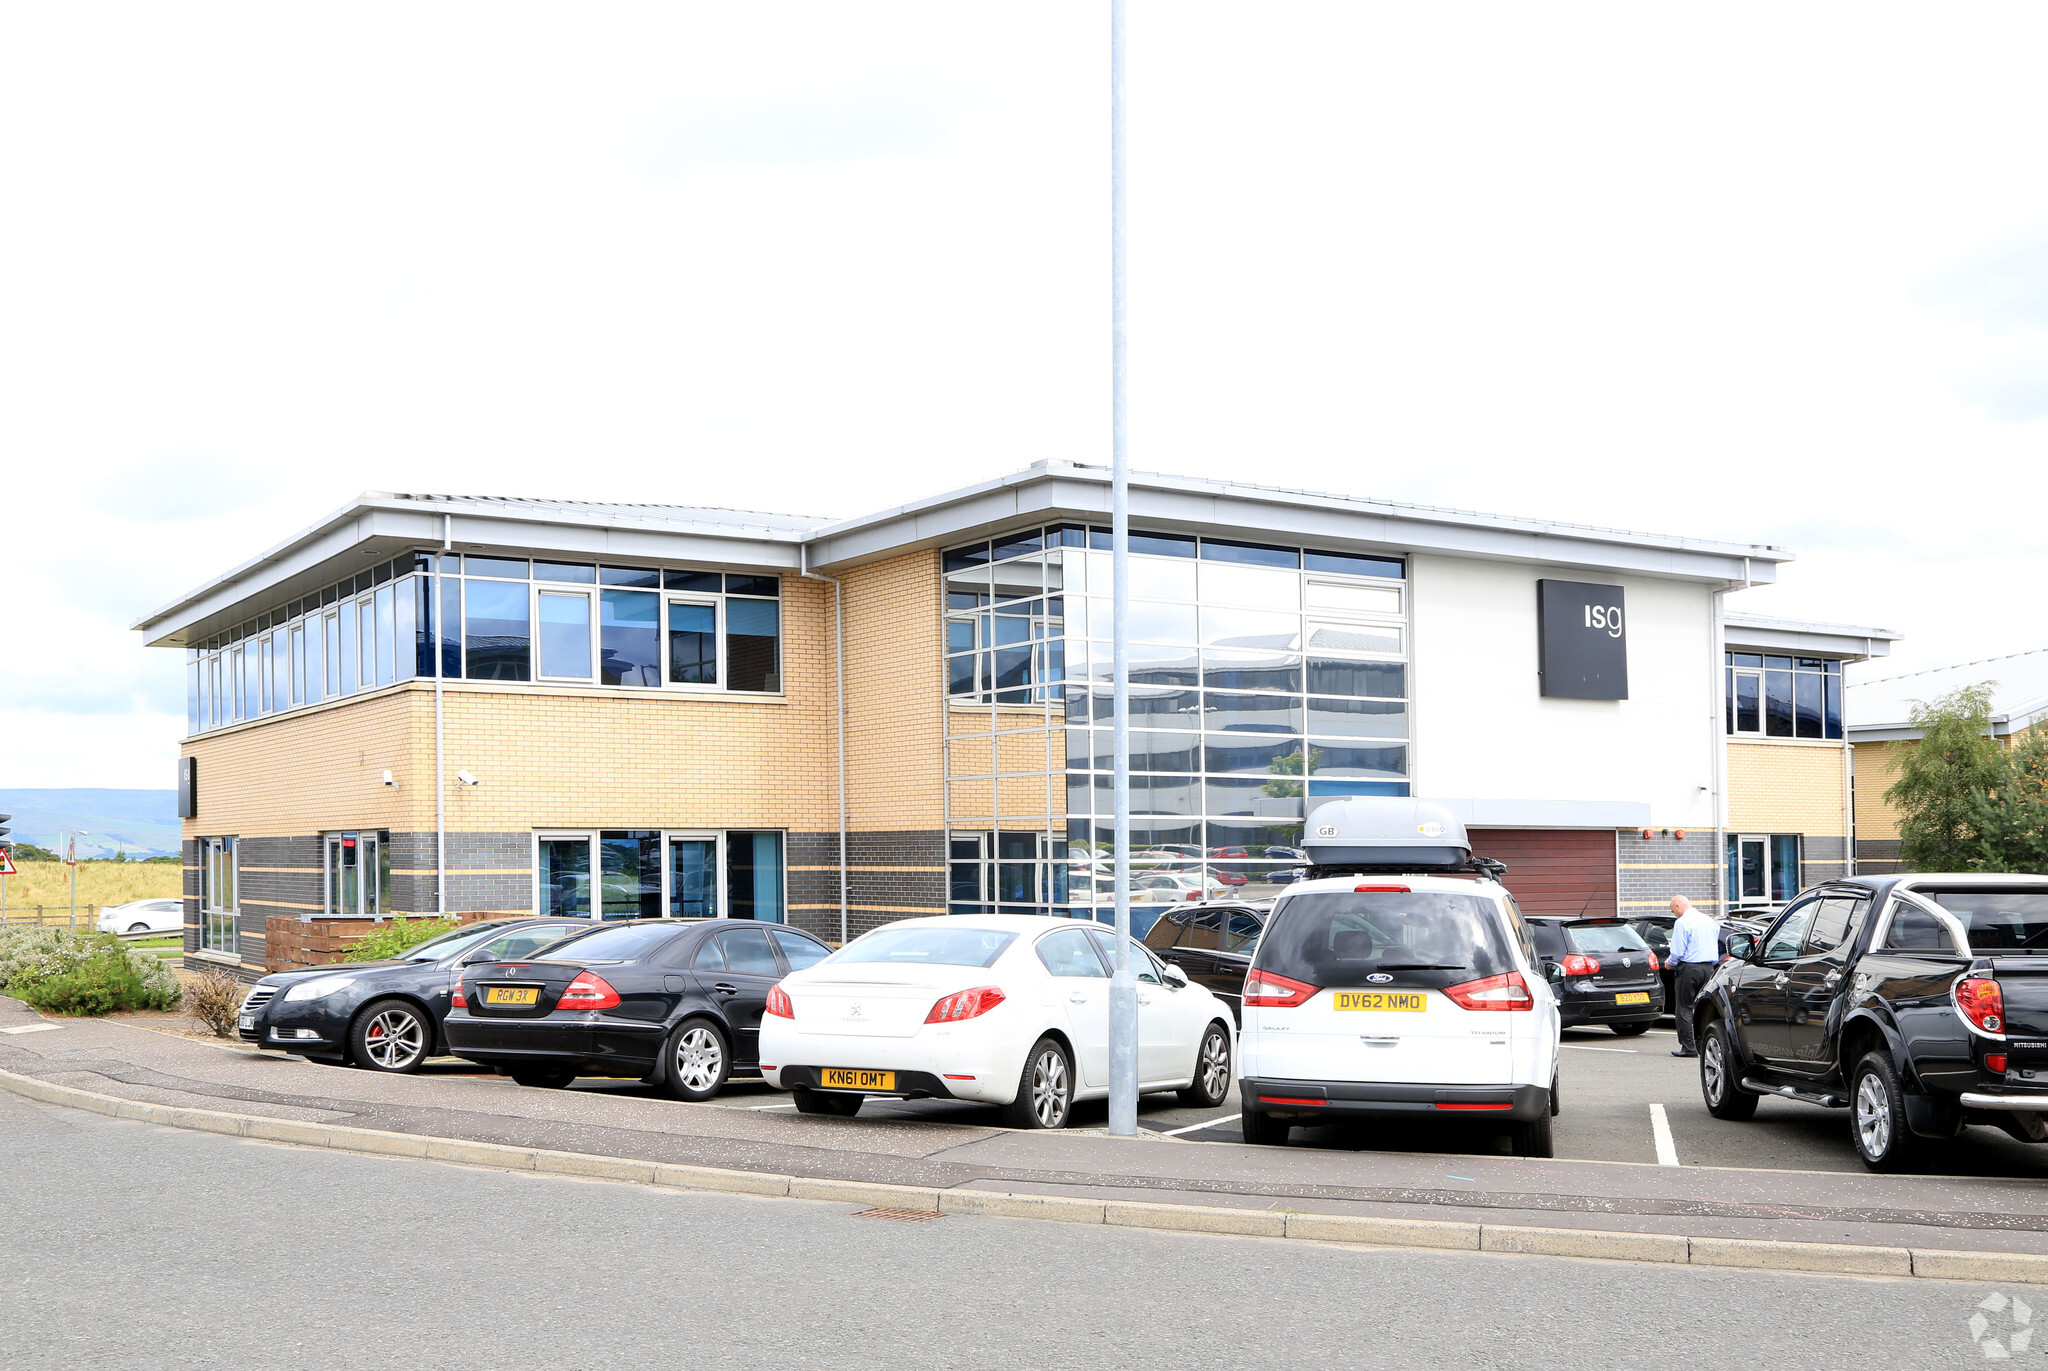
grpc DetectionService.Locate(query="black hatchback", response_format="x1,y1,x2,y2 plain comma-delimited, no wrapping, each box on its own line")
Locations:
1143,901,1269,1024
444,919,832,1099
1527,916,1666,1035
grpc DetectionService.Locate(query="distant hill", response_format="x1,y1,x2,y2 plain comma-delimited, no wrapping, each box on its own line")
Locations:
0,790,180,859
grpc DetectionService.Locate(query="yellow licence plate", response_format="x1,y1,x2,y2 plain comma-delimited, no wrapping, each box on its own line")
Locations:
1332,991,1427,1012
483,987,540,1006
1615,992,1651,1005
821,1068,895,1091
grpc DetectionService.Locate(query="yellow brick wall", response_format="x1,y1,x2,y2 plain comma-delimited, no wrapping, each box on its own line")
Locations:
841,550,946,832
1726,740,1850,837
1852,739,1909,842
180,690,431,840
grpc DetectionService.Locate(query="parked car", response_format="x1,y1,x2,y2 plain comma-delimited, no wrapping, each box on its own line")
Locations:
1144,901,1270,1024
1627,912,1767,1006
236,918,589,1071
1694,873,2048,1171
97,898,183,935
1525,916,1666,1035
446,919,833,1098
760,914,1236,1129
1132,871,1227,904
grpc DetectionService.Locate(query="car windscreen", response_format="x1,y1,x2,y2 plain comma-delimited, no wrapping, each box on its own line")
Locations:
1253,892,1514,984
1921,888,2048,952
831,926,1018,968
400,921,518,961
1564,922,1650,955
535,924,678,963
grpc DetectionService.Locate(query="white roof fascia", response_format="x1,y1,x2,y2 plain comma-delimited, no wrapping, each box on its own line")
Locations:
1851,700,2048,744
805,461,1791,584
1431,796,1653,829
132,494,807,647
1723,614,1901,661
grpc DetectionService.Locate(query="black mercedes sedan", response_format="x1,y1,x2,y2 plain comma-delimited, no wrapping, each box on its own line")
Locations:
1143,900,1269,1024
444,918,832,1099
1527,915,1666,1034
236,918,590,1072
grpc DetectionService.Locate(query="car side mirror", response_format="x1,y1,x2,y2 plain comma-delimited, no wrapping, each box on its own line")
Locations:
1543,961,1565,984
1725,932,1758,963
1161,964,1188,988
461,949,498,966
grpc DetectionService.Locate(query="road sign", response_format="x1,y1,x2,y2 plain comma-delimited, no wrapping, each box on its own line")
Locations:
0,850,15,877
63,833,76,866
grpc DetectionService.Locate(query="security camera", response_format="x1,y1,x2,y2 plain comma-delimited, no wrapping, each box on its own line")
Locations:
457,770,479,787
381,770,397,788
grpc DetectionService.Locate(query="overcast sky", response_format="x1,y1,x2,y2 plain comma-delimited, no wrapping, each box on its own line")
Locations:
4,3,2046,790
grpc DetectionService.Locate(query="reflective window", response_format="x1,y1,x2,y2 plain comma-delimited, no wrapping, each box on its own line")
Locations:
538,591,593,678
770,928,830,971
1728,654,1842,740
465,579,531,681
536,561,596,583
1036,927,1109,978
600,590,661,687
668,602,717,685
727,598,780,692
718,926,780,975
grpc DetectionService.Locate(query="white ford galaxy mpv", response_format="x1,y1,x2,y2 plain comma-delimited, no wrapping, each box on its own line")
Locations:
1236,798,1563,1157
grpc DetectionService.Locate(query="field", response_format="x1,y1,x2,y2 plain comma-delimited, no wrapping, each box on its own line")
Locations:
0,861,181,918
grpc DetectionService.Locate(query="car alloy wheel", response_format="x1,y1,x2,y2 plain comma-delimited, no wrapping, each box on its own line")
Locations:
1029,1044,1071,1128
1855,1070,1891,1159
673,1025,725,1095
361,1007,426,1071
1702,1035,1728,1102
1198,1028,1229,1098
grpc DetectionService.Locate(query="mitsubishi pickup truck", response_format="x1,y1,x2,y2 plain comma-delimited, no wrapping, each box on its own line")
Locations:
1692,872,2048,1171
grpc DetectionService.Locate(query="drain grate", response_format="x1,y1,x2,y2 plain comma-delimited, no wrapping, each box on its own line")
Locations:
854,1207,943,1223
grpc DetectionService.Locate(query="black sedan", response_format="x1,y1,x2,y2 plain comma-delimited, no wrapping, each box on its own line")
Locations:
1527,915,1666,1034
444,919,832,1099
1143,901,1269,1024
236,918,590,1072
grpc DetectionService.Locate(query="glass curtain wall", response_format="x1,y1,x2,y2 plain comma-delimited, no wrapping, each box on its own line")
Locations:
943,525,1409,932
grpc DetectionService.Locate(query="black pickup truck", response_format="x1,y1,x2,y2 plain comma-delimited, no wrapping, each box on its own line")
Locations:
1693,873,2048,1171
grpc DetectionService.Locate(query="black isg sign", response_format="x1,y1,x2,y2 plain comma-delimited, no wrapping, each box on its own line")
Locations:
1537,579,1628,700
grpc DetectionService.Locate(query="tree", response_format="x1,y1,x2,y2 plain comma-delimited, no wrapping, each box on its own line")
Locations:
7,842,61,862
1886,684,2005,871
1262,745,1323,800
1972,724,2048,874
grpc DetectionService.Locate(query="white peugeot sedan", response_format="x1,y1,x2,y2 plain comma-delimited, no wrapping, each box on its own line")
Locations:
759,914,1236,1129
97,898,184,935
1236,873,1563,1156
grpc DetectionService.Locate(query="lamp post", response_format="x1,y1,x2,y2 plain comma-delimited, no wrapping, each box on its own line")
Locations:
1107,0,1138,1137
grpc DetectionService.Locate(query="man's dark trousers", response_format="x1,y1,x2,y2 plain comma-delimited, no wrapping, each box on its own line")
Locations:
1672,961,1716,1053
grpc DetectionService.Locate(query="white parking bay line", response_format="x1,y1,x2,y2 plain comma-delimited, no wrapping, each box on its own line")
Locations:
749,1102,799,1111
0,1024,63,1035
1649,1103,1680,1166
1164,1113,1239,1136
1562,1044,1636,1054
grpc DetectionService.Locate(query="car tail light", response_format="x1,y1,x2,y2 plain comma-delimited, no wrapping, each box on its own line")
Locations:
1354,884,1410,893
557,971,620,1011
1646,950,1660,972
1955,976,2004,1034
1187,891,1201,900
1442,971,1535,1011
766,985,794,1019
1986,1053,2008,1074
1560,954,1602,976
1242,968,1318,1008
450,980,467,1009
926,986,1007,1023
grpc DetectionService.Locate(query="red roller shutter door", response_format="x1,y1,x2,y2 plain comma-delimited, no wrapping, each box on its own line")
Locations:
1466,829,1617,919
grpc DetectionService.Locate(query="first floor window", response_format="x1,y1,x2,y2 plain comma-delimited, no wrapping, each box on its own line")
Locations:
199,837,238,955
535,829,785,922
1726,833,1801,905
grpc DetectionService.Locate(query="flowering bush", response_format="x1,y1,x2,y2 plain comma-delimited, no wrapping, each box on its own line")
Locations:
0,928,181,1014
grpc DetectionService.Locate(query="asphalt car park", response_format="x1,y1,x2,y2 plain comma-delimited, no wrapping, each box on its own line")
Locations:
454,1019,2048,1177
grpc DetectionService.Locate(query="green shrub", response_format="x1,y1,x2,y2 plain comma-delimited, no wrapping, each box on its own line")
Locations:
343,916,461,963
0,927,181,1014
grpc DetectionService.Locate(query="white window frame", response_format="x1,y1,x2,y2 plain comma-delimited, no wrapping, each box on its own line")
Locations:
199,836,238,956
535,587,597,682
322,830,386,920
663,593,724,693
1729,666,1765,736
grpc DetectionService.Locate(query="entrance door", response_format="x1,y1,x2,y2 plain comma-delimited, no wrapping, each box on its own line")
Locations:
1735,837,1767,903
325,832,383,917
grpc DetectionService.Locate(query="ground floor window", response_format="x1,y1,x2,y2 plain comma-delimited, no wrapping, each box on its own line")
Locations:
324,831,390,918
1726,832,1801,905
534,829,785,922
198,837,238,955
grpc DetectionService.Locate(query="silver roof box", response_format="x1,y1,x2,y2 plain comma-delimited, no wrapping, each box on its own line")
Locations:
1302,797,1472,870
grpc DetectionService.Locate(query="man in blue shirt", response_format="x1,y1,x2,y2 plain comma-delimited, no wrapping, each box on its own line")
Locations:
1666,895,1720,1057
